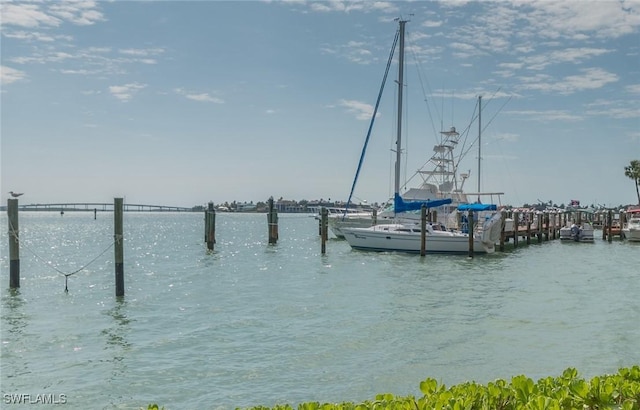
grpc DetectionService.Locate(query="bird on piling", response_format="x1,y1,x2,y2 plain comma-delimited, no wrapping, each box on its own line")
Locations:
9,191,24,198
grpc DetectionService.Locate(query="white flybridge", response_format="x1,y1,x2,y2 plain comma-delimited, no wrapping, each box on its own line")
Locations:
341,19,503,254
622,208,640,241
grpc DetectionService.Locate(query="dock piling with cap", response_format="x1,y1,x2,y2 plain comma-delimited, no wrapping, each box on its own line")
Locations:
7,198,20,288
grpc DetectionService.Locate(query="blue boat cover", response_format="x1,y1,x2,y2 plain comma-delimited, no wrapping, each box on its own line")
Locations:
457,203,497,211
393,193,453,213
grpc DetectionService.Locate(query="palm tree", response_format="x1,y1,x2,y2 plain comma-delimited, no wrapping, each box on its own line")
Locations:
624,160,640,204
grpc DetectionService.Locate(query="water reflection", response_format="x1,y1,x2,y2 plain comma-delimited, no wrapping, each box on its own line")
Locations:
101,299,132,380
1,288,31,380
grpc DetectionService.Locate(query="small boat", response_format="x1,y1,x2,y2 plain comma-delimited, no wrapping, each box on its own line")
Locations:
622,208,640,242
559,222,595,242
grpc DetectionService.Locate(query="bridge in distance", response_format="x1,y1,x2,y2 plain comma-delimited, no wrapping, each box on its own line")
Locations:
2,203,197,212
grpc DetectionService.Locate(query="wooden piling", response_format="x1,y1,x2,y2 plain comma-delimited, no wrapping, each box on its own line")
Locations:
114,197,124,297
420,204,427,257
372,209,377,226
7,199,20,288
94,208,97,220
467,209,474,257
537,213,543,243
607,210,613,243
544,213,550,241
320,207,328,255
513,211,519,248
499,210,506,252
267,197,278,244
526,212,532,245
206,201,216,251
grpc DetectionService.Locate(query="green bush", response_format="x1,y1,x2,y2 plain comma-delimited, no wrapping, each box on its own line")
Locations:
146,366,640,410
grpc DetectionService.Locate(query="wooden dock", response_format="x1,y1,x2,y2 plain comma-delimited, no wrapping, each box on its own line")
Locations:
495,210,563,251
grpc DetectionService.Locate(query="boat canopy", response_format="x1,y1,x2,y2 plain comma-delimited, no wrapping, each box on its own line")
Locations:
394,193,452,213
457,203,497,211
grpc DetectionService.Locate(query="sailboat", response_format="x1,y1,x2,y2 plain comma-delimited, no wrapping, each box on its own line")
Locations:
342,20,502,254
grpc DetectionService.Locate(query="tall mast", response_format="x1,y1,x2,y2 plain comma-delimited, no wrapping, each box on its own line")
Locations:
394,19,406,197
477,95,482,202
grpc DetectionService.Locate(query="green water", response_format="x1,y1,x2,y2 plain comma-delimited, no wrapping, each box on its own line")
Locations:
1,212,638,409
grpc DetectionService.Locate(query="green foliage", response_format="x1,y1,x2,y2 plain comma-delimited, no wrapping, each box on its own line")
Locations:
625,159,640,204
146,366,640,410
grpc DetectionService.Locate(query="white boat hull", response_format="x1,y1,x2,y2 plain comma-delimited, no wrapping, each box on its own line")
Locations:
622,228,640,241
622,217,640,241
342,214,502,255
328,213,392,238
559,223,594,242
343,224,495,254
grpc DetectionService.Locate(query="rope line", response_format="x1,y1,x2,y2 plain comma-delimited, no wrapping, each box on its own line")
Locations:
7,219,119,290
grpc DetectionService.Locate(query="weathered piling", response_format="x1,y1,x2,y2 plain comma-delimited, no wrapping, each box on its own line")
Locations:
607,210,613,242
619,211,627,241
513,211,519,247
114,197,124,297
467,209,474,257
320,207,328,255
537,213,543,243
205,201,216,251
267,197,278,244
544,213,550,241
94,208,97,220
7,199,20,288
526,212,532,245
420,204,427,257
499,210,506,252
372,209,377,226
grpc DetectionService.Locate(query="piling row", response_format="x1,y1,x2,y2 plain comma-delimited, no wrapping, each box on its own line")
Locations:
7,200,635,296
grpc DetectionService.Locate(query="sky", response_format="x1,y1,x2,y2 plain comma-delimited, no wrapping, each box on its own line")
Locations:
1,0,639,208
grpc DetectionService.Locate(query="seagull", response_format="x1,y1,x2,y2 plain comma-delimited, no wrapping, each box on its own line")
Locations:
9,191,24,198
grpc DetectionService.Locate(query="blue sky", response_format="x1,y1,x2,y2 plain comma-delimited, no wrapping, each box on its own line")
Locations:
1,0,639,208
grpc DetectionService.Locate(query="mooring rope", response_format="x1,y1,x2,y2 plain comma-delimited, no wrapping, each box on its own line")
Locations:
7,219,119,292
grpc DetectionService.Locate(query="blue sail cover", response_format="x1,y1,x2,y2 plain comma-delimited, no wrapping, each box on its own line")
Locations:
393,193,452,213
457,203,497,211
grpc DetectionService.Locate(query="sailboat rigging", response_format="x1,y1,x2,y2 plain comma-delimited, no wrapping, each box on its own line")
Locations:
341,19,502,254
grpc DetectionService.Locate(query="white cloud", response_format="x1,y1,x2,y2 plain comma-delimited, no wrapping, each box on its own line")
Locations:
524,0,640,40
520,48,612,71
109,83,147,102
626,84,640,94
0,3,61,27
48,1,105,26
0,1,105,28
517,68,618,95
339,99,377,120
174,88,224,103
505,109,583,122
422,20,442,28
2,30,56,42
0,65,27,85
119,48,166,57
305,0,397,14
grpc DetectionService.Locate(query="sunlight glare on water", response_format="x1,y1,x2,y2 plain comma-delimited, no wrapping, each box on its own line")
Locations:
1,212,639,409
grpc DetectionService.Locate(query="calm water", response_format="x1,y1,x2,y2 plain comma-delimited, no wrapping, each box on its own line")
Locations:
1,212,639,409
